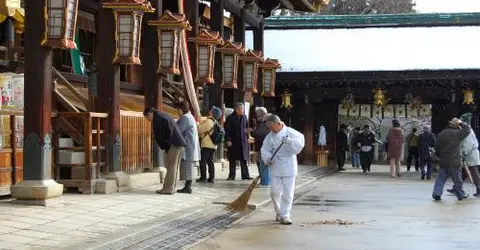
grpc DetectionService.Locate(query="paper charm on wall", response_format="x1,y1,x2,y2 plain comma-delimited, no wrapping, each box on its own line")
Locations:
349,104,360,116
419,105,432,117
383,105,394,118
338,104,349,116
395,104,406,118
360,104,371,118
372,105,382,118
406,104,419,117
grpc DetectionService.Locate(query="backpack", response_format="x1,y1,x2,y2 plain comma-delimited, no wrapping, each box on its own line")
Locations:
206,119,225,145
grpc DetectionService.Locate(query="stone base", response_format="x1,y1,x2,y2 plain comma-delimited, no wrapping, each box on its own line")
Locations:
95,179,117,194
104,171,131,192
11,179,64,206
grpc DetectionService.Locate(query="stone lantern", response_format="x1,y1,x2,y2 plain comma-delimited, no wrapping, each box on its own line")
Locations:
240,49,263,93
42,0,80,49
102,0,154,64
188,30,223,85
217,38,244,89
258,58,280,97
148,10,191,74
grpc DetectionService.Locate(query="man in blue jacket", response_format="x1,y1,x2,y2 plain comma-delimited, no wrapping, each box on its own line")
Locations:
144,107,186,195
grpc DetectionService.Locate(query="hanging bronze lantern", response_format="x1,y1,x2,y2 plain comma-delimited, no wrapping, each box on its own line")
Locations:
102,0,154,65
373,88,388,107
240,50,263,93
42,0,80,49
281,90,293,109
217,38,244,89
463,89,475,104
188,29,223,85
148,10,191,74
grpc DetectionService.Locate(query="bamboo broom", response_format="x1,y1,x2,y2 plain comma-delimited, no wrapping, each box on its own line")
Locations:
226,141,285,212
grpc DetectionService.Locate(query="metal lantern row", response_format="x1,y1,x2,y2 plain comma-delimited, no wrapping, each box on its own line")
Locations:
217,39,245,89
43,0,80,49
149,10,191,74
240,50,263,93
258,58,280,97
281,90,293,109
103,0,154,65
188,30,223,85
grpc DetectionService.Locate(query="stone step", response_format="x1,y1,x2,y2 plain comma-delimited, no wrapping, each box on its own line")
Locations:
59,137,75,148
59,151,85,165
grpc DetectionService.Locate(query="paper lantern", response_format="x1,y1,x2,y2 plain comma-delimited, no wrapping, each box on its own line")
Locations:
188,30,223,85
239,50,263,93
258,58,280,97
217,39,244,89
42,0,79,49
102,0,154,64
148,10,191,74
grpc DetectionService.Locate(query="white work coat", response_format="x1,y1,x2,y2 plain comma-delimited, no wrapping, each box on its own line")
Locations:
261,125,305,177
462,130,480,167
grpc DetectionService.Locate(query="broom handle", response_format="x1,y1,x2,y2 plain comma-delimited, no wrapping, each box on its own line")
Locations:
259,139,286,178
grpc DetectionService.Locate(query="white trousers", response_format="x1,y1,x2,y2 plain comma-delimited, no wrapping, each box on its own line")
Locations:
270,176,296,219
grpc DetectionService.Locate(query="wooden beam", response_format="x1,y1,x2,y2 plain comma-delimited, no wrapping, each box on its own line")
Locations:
253,22,264,106
209,0,224,111
224,0,262,29
53,67,89,105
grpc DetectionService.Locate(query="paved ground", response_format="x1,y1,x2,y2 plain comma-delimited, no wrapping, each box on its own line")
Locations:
193,165,480,250
0,165,332,250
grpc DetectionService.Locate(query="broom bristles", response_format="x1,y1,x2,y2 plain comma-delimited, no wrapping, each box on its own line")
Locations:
226,176,261,212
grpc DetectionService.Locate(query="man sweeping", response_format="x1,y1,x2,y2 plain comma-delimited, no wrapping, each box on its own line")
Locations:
261,115,305,225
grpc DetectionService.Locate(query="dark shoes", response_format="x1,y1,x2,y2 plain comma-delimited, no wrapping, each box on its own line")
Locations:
227,177,235,181
242,177,253,180
446,188,469,200
432,195,441,201
421,174,425,180
338,167,346,171
177,180,192,194
197,178,207,183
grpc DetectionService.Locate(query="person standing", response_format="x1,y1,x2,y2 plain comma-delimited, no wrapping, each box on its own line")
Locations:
432,118,471,201
175,102,200,194
144,107,186,195
261,115,305,225
225,102,251,180
251,107,271,187
357,125,378,173
418,125,436,180
406,128,420,172
349,127,361,168
386,119,404,178
336,124,348,171
196,106,223,183
447,113,480,196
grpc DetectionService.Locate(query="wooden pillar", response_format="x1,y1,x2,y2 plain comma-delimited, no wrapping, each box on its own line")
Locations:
209,0,224,109
142,0,163,168
253,22,264,107
303,95,314,165
4,18,15,60
126,65,142,84
97,7,122,173
232,11,245,106
11,0,63,206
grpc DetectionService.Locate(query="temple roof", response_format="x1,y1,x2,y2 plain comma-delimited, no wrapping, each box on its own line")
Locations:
264,12,480,29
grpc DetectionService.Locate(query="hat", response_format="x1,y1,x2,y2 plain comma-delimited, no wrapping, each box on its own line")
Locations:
211,106,222,120
460,113,472,125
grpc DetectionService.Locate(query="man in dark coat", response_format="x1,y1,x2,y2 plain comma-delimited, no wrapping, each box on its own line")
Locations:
356,125,379,173
144,107,186,195
432,118,471,201
225,102,251,180
336,124,348,171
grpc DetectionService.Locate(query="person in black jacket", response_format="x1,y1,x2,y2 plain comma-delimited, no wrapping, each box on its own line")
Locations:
251,107,271,187
432,118,471,201
336,124,348,171
144,107,186,195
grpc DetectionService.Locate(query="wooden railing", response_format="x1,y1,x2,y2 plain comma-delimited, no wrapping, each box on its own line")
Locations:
120,110,152,173
0,110,23,196
52,112,108,194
